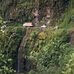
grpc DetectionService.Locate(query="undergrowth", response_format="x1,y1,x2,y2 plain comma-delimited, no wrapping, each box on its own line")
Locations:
22,28,74,74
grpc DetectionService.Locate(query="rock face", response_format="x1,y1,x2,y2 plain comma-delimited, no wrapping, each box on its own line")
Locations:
42,7,51,25
32,8,39,26
46,7,51,24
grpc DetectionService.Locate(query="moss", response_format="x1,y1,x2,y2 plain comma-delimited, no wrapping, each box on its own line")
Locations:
28,70,36,74
38,32,47,40
71,8,74,15
60,11,71,28
20,28,72,74
58,8,74,29
0,16,3,20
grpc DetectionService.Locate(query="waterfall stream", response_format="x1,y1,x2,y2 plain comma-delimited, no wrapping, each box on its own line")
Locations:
17,27,27,73
17,27,42,73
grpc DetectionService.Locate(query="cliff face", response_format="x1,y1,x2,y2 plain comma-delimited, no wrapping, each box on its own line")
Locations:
0,0,70,26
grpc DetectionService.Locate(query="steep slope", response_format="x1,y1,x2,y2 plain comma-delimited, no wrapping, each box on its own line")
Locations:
18,28,27,73
0,0,70,27
17,27,40,73
55,0,74,29
18,28,74,74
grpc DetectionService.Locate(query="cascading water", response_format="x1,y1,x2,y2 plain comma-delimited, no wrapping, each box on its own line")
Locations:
17,28,27,73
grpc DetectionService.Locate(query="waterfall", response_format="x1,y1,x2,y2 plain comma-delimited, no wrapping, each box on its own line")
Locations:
17,27,27,73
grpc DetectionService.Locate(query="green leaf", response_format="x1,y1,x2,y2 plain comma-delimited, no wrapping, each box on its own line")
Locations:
8,59,12,61
62,71,65,74
0,69,3,72
68,68,71,73
5,67,9,71
69,59,73,63
2,60,7,64
14,70,16,72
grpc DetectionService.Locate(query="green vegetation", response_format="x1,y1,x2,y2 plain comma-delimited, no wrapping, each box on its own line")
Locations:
0,26,74,74
0,0,74,74
0,0,71,27
56,0,74,29
0,16,3,20
0,54,16,74
0,24,26,73
21,28,74,74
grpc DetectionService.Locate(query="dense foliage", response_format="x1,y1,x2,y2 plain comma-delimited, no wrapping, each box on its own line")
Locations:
16,28,74,74
0,26,74,74
0,23,26,74
0,0,72,27
0,54,16,74
0,0,74,74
